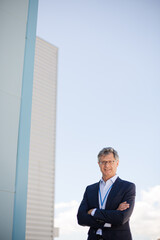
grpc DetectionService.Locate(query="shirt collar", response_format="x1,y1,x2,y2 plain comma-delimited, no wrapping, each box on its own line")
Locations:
100,174,118,185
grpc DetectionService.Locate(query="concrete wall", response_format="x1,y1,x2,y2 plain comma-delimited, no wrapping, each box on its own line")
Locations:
0,0,38,239
0,1,29,239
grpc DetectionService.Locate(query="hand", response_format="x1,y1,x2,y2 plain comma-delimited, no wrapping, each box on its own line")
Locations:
117,201,130,211
88,209,94,215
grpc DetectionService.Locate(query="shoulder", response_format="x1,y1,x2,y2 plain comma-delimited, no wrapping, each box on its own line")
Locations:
86,182,99,191
117,177,136,189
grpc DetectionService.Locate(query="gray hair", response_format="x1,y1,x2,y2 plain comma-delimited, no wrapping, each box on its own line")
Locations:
97,147,119,162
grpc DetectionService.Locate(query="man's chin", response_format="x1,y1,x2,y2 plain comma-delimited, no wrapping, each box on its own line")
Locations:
104,170,112,175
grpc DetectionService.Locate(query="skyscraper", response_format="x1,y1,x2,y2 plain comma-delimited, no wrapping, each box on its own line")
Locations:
25,37,58,240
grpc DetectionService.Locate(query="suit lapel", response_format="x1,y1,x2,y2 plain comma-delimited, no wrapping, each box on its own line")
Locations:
95,182,100,208
90,182,100,208
105,177,121,209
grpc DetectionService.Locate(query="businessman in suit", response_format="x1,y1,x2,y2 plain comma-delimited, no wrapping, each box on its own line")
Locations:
77,147,136,240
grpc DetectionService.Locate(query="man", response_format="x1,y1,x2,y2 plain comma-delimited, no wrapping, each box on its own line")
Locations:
77,147,136,240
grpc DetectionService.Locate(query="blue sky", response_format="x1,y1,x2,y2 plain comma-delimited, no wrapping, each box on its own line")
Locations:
37,1,160,239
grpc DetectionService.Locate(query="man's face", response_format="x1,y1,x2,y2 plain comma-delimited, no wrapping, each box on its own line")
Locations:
98,153,119,181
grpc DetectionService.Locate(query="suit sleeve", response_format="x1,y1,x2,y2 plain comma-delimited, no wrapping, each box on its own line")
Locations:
92,183,136,226
77,187,104,228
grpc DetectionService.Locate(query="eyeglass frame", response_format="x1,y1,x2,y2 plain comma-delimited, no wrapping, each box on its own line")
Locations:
99,160,117,166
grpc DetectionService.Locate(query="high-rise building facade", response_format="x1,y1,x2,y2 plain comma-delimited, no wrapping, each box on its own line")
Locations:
25,37,58,240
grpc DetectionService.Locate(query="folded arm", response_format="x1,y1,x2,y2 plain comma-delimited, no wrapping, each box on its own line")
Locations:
92,183,136,226
77,187,105,228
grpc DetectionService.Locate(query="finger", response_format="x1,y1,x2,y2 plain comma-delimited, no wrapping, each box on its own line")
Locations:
121,204,129,209
121,203,129,207
122,204,129,208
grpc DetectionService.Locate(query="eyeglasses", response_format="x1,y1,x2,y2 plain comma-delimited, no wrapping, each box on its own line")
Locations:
99,160,116,166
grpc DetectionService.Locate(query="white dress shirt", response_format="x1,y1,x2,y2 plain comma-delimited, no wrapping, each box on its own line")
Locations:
91,174,118,235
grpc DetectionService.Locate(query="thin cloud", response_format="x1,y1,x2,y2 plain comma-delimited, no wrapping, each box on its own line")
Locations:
55,200,78,209
54,200,87,240
131,185,160,240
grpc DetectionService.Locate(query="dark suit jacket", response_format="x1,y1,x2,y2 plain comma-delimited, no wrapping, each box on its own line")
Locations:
77,177,136,240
